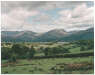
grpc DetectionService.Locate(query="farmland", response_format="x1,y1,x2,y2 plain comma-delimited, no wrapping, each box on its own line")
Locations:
1,56,94,74
1,39,94,74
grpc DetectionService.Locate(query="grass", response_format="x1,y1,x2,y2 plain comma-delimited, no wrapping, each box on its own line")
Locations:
1,56,94,74
1,60,9,64
1,42,94,74
34,53,45,56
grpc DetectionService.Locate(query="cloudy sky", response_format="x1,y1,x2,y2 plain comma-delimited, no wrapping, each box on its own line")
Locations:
1,1,94,33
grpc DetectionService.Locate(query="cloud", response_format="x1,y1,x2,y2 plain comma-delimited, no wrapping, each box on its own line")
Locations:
71,3,87,18
33,13,51,22
58,9,72,18
58,3,94,30
1,1,46,13
1,8,39,30
1,1,94,32
1,1,90,13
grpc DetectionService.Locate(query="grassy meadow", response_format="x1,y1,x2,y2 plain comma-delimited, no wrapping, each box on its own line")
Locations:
1,56,94,74
1,41,94,74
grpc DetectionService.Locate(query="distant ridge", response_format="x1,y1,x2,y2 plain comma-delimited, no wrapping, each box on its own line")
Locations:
1,28,94,42
59,28,94,42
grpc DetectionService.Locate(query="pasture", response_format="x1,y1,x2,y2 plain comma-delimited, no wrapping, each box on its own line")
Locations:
1,56,94,74
1,41,94,74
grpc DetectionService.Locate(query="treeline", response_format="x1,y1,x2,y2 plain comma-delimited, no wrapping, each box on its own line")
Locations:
33,51,94,59
1,44,36,61
74,39,94,51
44,45,70,55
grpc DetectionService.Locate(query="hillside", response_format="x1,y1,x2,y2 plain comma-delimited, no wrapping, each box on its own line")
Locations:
1,28,94,42
59,28,94,42
33,29,69,42
1,31,20,36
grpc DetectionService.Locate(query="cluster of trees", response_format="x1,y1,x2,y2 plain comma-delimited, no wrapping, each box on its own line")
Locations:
76,39,94,50
45,40,58,45
71,39,94,51
44,45,70,55
1,44,36,62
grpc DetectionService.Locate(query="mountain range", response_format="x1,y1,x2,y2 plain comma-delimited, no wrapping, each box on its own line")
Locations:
1,28,94,42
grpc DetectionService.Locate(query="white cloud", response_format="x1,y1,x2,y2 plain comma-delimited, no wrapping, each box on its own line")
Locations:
71,3,87,18
1,1,94,32
58,9,72,18
1,8,39,31
58,3,94,31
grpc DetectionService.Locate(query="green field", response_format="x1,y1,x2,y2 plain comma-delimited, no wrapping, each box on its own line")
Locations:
1,60,9,64
1,56,94,74
1,41,94,74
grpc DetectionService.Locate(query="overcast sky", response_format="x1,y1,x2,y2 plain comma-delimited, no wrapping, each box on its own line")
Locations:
1,1,94,33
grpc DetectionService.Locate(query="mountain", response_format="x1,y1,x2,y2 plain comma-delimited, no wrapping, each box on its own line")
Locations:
1,31,37,42
33,29,69,42
1,28,94,42
59,28,94,42
1,31,20,36
68,30,81,34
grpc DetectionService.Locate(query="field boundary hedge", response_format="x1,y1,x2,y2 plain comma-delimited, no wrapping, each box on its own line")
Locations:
33,51,94,59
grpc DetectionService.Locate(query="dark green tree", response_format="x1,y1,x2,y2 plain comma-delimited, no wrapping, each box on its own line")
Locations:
1,47,11,60
44,47,50,55
10,54,18,62
40,46,44,50
48,48,53,55
11,44,22,56
21,45,30,54
80,46,86,51
29,45,36,58
87,44,94,50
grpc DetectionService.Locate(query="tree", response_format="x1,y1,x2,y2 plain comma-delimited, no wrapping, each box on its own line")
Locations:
11,44,22,56
29,45,36,58
1,47,11,60
25,52,30,59
40,46,44,50
21,45,30,54
63,48,70,53
52,47,57,54
48,48,53,55
87,44,94,50
10,54,18,62
44,47,50,55
80,46,85,51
